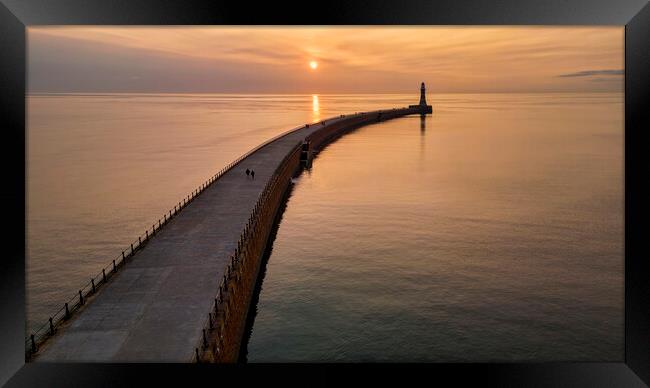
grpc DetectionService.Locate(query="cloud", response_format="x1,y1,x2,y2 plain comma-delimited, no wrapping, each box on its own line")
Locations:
558,69,623,78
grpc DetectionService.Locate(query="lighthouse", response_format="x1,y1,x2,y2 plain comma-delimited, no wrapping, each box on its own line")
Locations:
419,82,427,106
410,82,432,114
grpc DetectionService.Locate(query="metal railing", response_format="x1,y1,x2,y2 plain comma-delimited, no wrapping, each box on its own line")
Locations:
25,120,318,360
194,141,302,363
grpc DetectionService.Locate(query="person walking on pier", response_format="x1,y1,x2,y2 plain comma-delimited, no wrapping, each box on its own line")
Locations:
245,168,250,178
251,170,255,180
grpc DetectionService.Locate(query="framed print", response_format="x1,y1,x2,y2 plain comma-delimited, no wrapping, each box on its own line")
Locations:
1,0,649,386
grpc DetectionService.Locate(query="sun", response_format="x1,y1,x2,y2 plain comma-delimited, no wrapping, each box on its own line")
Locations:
309,60,318,70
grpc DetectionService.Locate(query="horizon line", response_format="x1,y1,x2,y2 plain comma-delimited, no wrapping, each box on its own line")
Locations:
27,90,624,96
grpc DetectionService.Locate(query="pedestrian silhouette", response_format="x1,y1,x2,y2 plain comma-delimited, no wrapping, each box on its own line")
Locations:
246,168,250,177
251,170,255,180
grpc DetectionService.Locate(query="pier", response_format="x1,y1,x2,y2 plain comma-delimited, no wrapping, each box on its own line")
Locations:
29,87,432,363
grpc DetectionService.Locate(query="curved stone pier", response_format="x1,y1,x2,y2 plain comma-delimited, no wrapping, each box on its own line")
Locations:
32,101,431,362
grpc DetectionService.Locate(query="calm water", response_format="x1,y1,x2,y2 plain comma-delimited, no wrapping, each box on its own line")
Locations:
27,93,623,361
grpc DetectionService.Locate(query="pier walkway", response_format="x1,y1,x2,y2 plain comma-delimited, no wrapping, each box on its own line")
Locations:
33,101,431,362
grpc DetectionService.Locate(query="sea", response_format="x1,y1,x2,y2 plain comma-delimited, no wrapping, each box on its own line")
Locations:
27,92,623,361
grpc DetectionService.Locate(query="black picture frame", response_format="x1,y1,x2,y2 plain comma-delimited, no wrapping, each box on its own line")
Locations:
1,0,648,386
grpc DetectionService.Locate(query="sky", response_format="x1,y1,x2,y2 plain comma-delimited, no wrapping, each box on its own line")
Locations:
28,27,624,94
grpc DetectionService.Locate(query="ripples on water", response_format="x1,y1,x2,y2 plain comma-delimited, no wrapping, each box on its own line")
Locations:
28,93,622,361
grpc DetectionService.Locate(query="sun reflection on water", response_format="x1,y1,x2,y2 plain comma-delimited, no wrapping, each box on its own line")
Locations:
312,94,320,122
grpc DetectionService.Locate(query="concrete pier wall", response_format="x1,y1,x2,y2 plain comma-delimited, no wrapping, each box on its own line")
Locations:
306,108,422,153
194,106,427,362
196,142,302,362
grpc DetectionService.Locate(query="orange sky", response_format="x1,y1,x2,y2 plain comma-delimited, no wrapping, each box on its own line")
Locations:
28,27,624,93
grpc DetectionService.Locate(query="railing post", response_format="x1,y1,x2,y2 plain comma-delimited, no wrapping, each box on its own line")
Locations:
195,348,200,363
91,278,96,293
65,302,70,319
102,268,106,283
31,334,36,353
202,329,208,349
113,259,116,273
122,251,125,261
49,317,55,335
131,243,134,253
79,290,84,305
146,230,149,239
